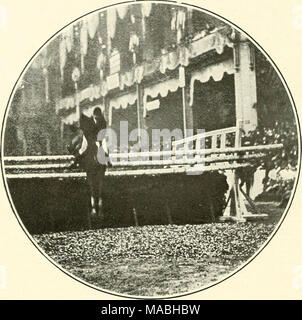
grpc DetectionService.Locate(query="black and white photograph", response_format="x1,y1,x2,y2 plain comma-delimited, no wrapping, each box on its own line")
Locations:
1,1,300,298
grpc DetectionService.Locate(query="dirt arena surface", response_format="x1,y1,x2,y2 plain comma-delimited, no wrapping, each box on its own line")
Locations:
34,202,283,297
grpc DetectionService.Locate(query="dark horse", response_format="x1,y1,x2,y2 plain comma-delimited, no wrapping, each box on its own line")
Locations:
68,107,110,219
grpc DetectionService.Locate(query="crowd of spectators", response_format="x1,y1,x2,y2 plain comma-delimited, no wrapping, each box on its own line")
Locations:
241,120,298,206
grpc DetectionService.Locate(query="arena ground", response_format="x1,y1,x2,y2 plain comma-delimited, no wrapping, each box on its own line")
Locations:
34,202,284,297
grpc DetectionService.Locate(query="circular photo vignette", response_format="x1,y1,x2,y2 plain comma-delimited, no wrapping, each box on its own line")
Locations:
1,1,301,299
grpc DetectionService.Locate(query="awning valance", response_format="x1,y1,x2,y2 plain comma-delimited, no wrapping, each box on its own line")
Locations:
62,112,78,125
191,28,233,56
143,77,182,117
145,77,182,100
62,104,104,125
189,58,235,106
159,46,190,74
109,91,137,110
56,28,234,114
56,83,108,113
60,58,234,124
119,66,144,90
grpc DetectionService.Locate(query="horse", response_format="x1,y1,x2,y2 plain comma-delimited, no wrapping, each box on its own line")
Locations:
67,108,110,221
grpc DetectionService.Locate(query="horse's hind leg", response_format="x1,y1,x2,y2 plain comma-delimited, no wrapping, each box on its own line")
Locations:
96,167,106,220
87,172,97,217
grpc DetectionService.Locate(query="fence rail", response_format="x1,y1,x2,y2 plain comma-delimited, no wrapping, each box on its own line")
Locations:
3,125,284,223
3,125,283,179
3,145,282,179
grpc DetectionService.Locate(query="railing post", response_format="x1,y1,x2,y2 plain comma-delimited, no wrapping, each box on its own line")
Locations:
221,120,247,222
234,119,248,221
195,138,201,162
235,119,244,148
212,134,217,149
221,133,226,149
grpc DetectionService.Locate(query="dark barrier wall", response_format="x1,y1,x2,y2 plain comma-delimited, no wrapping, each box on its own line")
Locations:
7,172,228,234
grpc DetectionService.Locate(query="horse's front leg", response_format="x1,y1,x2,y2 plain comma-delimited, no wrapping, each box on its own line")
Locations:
86,172,98,217
90,196,97,216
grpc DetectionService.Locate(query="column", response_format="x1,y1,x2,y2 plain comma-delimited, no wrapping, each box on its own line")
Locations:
136,83,145,146
103,95,110,124
234,34,258,134
180,66,194,138
103,95,115,153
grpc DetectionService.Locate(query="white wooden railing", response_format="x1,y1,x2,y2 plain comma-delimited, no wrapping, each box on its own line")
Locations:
2,122,285,222
172,125,238,152
3,121,283,179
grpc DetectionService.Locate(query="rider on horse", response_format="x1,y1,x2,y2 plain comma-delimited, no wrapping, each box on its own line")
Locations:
68,107,112,218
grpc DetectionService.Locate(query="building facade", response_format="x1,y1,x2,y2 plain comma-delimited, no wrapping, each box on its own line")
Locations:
4,3,291,156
